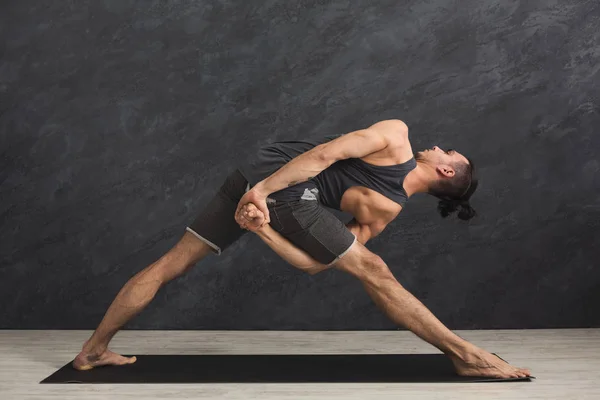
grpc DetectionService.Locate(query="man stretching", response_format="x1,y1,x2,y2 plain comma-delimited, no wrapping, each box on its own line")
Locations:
73,119,531,379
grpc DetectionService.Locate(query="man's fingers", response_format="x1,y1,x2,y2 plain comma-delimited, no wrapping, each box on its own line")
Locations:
243,203,264,220
236,212,249,228
245,204,260,215
236,201,267,230
242,211,255,221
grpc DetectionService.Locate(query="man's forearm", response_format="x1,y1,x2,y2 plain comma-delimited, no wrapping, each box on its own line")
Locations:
254,225,325,270
256,148,332,195
253,220,365,272
361,273,471,359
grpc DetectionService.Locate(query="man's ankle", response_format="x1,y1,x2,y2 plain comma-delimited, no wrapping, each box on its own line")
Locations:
82,339,106,357
442,338,477,361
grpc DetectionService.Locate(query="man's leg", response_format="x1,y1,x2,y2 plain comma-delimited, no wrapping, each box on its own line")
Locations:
74,169,251,370
332,242,531,379
73,232,212,370
263,197,530,378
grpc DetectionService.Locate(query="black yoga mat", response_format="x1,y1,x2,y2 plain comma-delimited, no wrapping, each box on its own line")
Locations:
41,353,535,384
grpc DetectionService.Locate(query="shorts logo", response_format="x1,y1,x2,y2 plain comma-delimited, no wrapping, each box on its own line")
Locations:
301,188,319,201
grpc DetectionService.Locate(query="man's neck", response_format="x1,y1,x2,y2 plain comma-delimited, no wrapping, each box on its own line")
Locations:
403,162,435,198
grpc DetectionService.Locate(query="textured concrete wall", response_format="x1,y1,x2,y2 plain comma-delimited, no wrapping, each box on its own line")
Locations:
1,0,599,329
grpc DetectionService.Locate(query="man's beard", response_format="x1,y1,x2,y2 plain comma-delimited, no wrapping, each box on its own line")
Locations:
414,150,424,161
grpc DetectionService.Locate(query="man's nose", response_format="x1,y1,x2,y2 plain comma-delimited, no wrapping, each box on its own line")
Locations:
432,146,441,152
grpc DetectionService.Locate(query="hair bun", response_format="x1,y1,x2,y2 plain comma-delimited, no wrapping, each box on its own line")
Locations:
457,202,476,220
437,198,477,220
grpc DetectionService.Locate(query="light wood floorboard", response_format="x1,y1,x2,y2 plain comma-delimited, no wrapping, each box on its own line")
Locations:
1,329,598,399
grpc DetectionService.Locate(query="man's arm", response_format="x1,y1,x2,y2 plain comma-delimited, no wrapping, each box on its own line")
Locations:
254,219,372,275
254,225,336,274
255,119,406,196
238,203,374,274
235,119,407,226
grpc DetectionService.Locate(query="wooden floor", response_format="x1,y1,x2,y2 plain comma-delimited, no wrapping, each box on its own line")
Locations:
1,329,598,399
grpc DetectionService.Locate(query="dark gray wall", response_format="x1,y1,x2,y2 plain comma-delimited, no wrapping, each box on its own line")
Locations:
1,0,599,330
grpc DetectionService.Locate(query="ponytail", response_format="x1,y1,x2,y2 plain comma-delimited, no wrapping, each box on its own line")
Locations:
437,197,477,221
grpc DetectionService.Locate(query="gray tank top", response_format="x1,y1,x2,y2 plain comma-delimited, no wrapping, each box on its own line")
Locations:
239,134,417,209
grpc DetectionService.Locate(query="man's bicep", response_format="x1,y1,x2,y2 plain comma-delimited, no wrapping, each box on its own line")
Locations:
317,119,407,162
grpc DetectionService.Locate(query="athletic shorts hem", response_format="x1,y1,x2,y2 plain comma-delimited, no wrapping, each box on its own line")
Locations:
186,227,222,255
326,234,357,267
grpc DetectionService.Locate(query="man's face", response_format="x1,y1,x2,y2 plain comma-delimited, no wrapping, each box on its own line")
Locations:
415,146,469,176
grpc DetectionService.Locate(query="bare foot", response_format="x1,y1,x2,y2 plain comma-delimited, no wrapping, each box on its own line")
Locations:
72,341,137,371
450,348,532,379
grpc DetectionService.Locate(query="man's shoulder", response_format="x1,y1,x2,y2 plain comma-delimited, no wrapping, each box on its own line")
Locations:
371,119,409,133
369,119,409,144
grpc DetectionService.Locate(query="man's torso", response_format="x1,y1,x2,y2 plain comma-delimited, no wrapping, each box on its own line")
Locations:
239,131,415,229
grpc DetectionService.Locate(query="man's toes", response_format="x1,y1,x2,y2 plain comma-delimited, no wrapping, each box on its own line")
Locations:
119,356,136,365
516,368,529,378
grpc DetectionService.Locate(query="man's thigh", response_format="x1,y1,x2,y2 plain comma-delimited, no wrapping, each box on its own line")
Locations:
268,199,357,266
331,240,387,282
186,169,249,255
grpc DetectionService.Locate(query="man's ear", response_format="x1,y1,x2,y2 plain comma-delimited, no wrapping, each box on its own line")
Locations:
436,164,455,178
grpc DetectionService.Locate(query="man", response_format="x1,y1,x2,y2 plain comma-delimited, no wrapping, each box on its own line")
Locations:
73,119,531,379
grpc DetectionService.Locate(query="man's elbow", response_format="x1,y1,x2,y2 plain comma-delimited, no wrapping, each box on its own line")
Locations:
312,147,338,167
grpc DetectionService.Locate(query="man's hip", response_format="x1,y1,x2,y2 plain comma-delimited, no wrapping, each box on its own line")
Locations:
186,169,356,265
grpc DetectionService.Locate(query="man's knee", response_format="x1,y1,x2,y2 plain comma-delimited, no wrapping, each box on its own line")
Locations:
333,243,391,282
154,231,213,281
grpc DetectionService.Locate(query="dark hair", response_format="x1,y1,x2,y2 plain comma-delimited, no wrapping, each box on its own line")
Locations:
430,156,478,221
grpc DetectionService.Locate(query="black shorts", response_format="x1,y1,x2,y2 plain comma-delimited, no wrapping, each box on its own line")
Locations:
186,169,357,265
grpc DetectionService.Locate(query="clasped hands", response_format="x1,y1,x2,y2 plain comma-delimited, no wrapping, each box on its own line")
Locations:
235,202,266,232
234,187,271,232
